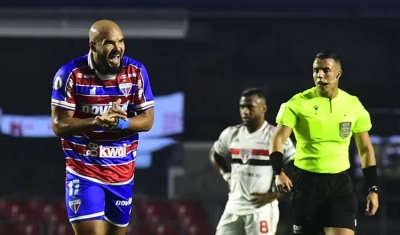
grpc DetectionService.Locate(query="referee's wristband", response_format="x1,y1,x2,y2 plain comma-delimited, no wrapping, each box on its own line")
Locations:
362,165,378,187
114,118,131,130
270,151,284,175
222,172,231,182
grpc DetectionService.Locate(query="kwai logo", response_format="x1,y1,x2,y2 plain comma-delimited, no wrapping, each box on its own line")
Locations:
86,142,127,158
81,101,129,115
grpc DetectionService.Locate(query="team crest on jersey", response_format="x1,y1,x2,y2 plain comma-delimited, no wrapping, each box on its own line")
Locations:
339,122,352,138
68,199,81,214
119,83,132,97
240,149,251,164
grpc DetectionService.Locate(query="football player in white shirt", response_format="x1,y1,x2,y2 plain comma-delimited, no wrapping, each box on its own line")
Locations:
210,88,296,235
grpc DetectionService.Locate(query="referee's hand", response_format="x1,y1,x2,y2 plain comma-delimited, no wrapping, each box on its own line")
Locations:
275,172,293,194
365,192,379,216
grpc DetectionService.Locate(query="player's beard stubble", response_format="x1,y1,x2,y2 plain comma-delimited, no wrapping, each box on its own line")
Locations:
96,52,122,75
242,116,262,128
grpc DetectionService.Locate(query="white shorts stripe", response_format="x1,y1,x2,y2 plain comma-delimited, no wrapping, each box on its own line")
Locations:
104,215,130,227
69,211,104,222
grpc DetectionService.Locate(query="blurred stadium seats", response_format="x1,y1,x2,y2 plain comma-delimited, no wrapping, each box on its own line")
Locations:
0,198,211,235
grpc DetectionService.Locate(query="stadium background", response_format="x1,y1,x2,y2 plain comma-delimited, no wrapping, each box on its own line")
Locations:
1,0,400,234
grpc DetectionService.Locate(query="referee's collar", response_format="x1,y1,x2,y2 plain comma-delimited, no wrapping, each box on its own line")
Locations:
313,87,342,100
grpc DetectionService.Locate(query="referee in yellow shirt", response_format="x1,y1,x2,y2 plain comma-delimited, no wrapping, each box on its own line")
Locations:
270,51,379,235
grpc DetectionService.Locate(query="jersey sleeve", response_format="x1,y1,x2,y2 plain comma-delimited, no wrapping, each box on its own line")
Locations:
353,99,372,133
50,65,76,111
134,64,155,111
213,127,232,157
276,102,298,128
282,137,296,163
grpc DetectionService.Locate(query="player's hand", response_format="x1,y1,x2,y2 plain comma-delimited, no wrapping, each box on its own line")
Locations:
365,192,379,216
275,172,292,194
95,114,120,128
108,98,128,117
251,192,281,208
95,99,128,128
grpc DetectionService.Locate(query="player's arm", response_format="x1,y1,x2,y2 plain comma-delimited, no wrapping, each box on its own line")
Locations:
126,108,154,132
122,64,154,132
210,147,230,175
210,128,232,182
352,103,377,188
51,67,98,137
52,107,98,137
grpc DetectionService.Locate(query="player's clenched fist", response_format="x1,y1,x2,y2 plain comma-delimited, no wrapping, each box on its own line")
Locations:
275,172,292,194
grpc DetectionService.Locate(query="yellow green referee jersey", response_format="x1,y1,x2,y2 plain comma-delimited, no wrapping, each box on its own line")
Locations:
276,87,372,173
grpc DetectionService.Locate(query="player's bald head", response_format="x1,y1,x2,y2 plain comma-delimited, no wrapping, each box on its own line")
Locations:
88,19,125,74
89,20,123,43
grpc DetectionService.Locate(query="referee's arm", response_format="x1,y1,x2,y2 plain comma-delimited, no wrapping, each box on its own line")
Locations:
353,131,377,186
270,124,293,153
354,132,376,168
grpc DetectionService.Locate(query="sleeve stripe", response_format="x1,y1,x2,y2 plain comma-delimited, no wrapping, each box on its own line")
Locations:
135,101,154,110
51,99,76,110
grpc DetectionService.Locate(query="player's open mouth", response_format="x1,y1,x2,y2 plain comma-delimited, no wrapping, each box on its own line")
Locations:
109,54,121,66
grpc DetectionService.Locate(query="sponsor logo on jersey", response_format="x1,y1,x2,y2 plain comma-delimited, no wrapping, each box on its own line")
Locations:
81,101,129,115
86,142,127,158
115,197,132,206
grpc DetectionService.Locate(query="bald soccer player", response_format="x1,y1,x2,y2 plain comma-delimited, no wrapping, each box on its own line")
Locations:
51,20,155,235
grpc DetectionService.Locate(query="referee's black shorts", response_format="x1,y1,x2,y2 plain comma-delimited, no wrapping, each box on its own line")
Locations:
290,168,357,235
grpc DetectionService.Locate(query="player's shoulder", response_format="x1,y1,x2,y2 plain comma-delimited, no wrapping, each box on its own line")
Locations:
56,54,89,80
220,124,243,136
122,56,146,70
266,123,276,132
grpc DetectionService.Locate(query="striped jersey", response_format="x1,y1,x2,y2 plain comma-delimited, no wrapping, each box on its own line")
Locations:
51,51,154,185
213,121,296,215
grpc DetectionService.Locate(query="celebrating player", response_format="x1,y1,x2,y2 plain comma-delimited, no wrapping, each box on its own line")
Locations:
210,88,296,235
270,51,379,235
51,20,155,235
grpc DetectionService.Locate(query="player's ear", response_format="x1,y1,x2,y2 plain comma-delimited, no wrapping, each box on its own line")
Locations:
89,41,96,52
336,70,342,79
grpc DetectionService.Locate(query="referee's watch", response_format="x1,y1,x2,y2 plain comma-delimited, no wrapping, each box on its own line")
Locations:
369,186,381,195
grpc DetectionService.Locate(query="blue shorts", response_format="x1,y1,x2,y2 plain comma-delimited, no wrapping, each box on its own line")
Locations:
65,172,134,227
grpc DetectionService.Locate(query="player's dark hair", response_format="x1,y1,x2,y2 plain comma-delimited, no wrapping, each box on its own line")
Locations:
315,51,341,64
241,88,266,100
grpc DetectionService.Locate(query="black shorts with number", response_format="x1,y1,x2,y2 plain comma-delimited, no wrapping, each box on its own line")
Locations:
290,168,357,235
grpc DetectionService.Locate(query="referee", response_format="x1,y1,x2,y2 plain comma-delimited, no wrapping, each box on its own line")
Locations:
269,51,379,235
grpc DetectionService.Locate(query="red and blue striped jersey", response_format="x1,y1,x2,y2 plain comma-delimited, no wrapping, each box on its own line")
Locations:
51,51,154,185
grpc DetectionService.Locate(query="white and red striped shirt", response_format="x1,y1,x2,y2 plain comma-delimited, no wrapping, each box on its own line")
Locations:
214,121,296,215
51,51,154,185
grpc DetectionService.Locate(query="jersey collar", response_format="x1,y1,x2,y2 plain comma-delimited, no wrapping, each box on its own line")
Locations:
87,50,117,80
313,87,342,99
245,121,268,135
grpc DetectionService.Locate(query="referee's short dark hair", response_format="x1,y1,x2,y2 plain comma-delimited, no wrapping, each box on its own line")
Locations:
315,50,341,65
241,88,266,100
